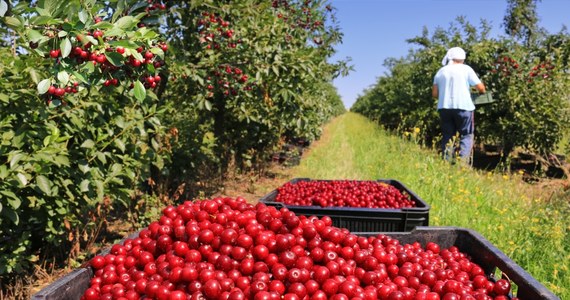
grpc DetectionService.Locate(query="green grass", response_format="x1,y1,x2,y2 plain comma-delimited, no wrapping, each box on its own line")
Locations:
288,112,570,298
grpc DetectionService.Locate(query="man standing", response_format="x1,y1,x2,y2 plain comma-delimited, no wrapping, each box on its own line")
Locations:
432,47,486,163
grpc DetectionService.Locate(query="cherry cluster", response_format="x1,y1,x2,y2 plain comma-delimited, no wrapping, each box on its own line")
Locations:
42,30,167,102
275,181,416,209
44,82,80,99
193,12,257,99
490,56,555,83
197,12,240,50
36,0,170,105
145,0,168,13
204,64,255,98
271,0,325,33
83,197,515,300
490,56,519,78
528,61,554,80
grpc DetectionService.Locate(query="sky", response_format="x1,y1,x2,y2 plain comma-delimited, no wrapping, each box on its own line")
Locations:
329,0,570,109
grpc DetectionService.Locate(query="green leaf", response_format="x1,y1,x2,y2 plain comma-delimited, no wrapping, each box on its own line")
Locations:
71,71,88,84
27,29,45,43
37,79,51,94
4,17,22,29
60,37,71,58
142,29,158,39
37,0,60,16
0,1,7,17
205,100,212,110
31,15,57,25
110,163,122,175
94,179,104,198
114,116,125,128
83,35,98,46
54,155,70,167
57,70,69,85
109,40,138,48
145,62,155,74
48,98,61,108
130,51,143,62
114,138,126,152
80,139,95,148
0,165,8,179
146,64,156,74
104,26,125,37
1,208,19,225
92,21,113,30
35,7,50,17
96,152,107,164
0,190,20,209
36,175,52,196
80,179,90,192
10,152,25,169
115,16,136,30
78,160,90,173
194,75,204,86
0,93,8,103
81,61,95,73
150,47,165,58
129,1,148,13
151,138,159,151
16,173,28,186
105,52,124,66
153,156,164,169
29,68,40,84
57,30,67,38
78,10,88,24
142,16,160,26
134,80,146,101
43,135,51,147
112,1,125,22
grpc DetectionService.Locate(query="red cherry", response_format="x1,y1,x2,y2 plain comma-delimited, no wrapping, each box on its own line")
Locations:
49,49,60,58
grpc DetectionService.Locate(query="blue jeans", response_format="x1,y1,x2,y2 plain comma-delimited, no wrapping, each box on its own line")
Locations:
439,109,474,160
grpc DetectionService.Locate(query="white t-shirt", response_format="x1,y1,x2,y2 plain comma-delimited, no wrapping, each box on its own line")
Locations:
433,64,481,111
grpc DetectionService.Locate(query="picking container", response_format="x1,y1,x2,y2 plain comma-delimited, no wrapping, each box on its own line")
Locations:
471,91,495,105
259,178,430,232
33,227,560,300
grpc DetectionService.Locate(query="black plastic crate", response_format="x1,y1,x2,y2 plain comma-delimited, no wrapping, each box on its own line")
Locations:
357,227,559,300
33,227,560,300
259,178,430,232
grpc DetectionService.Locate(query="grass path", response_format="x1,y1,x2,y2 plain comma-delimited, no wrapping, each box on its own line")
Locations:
262,112,569,298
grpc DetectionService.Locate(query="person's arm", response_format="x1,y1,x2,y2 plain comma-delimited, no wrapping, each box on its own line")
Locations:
474,82,486,94
432,84,439,98
467,67,486,94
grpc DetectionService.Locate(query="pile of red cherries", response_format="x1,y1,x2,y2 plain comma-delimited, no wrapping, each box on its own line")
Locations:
275,180,416,209
82,197,514,300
